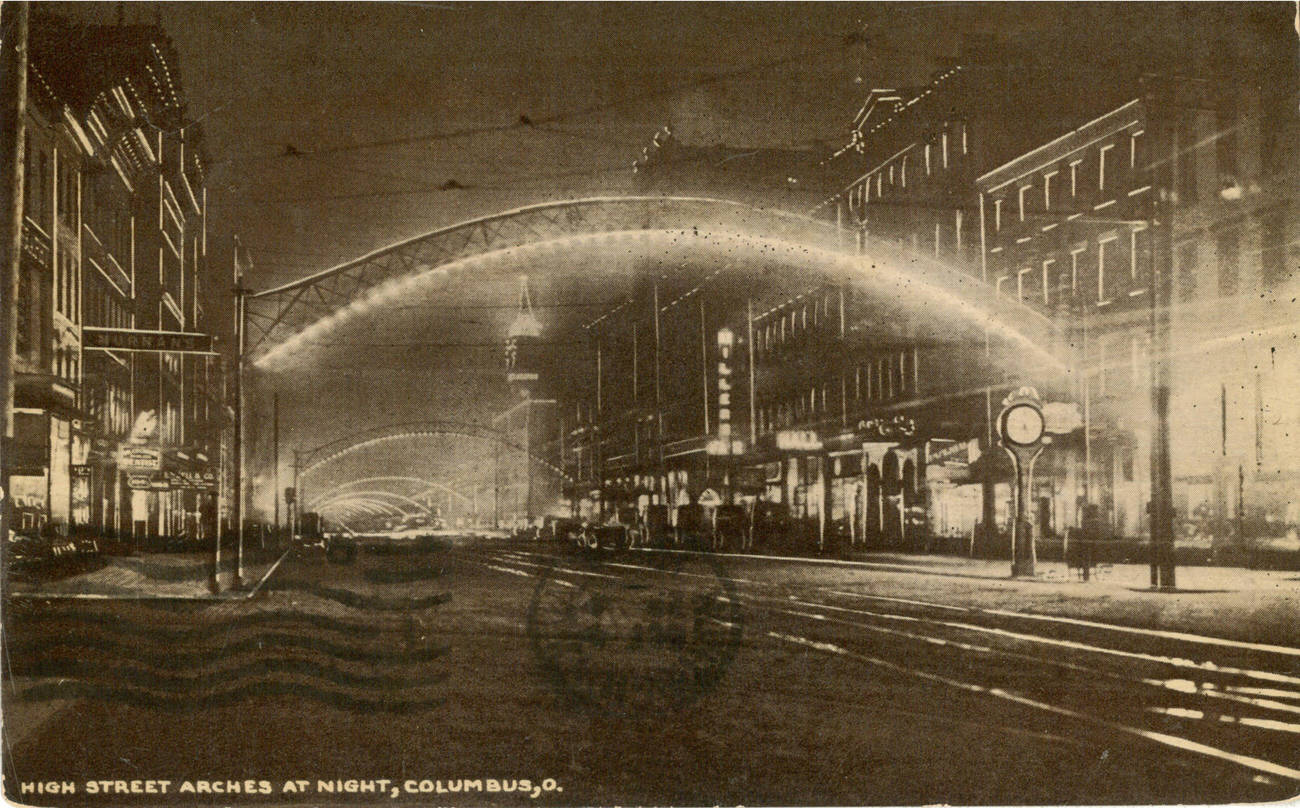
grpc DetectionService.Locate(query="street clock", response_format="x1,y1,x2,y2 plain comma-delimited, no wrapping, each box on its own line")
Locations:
997,387,1047,577
1001,403,1045,447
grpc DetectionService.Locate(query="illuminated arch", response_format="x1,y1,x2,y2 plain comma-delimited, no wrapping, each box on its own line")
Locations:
313,490,433,516
319,497,405,517
297,420,569,482
306,476,473,509
245,196,1064,370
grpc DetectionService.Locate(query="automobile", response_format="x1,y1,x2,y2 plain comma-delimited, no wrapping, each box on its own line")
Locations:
546,516,583,543
713,504,749,552
750,501,793,553
644,504,672,548
674,504,709,550
324,534,358,564
5,525,99,577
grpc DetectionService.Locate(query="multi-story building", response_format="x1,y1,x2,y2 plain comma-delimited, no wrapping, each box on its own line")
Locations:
10,14,224,543
563,27,1298,559
976,76,1299,550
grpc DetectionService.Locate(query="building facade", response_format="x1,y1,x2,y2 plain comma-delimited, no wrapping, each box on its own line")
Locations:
11,14,225,544
558,37,1298,559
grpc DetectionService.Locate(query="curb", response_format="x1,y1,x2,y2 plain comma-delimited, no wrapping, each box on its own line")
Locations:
7,548,293,601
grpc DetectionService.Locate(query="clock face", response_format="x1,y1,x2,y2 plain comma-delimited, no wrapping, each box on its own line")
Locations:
1003,404,1045,446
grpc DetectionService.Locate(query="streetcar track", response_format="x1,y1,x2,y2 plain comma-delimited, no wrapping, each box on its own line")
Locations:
470,545,1300,782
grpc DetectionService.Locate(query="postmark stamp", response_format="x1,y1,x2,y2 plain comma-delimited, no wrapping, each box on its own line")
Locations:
525,551,744,718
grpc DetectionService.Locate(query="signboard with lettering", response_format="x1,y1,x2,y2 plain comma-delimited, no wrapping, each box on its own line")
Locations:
118,446,162,471
166,470,218,491
127,472,169,491
83,327,214,354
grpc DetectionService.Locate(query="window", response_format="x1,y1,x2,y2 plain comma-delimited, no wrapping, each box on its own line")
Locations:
1069,159,1081,197
900,156,907,187
1099,144,1115,191
888,165,895,185
1130,130,1143,169
995,274,1010,298
1261,204,1288,287
1017,266,1034,302
1043,171,1057,210
1216,105,1238,184
1018,185,1030,222
1042,259,1056,305
1178,116,1198,203
925,143,931,175
993,199,1002,231
1216,225,1239,297
942,132,949,168
1070,246,1086,295
1098,236,1118,302
934,222,941,256
1130,225,1148,281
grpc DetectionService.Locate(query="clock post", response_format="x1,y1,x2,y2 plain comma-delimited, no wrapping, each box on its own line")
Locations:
998,388,1047,577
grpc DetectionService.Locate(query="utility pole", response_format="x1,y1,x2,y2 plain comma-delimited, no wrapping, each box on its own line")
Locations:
291,448,301,540
0,2,29,562
232,239,247,589
524,397,533,525
1146,82,1176,590
653,280,664,499
272,392,280,535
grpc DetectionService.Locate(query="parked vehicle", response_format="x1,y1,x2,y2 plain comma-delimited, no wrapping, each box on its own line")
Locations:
675,504,709,550
714,504,748,552
644,504,672,548
750,501,793,552
5,525,102,578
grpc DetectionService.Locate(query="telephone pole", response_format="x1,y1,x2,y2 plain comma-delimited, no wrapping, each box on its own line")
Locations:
1146,80,1176,589
272,392,280,535
232,240,248,589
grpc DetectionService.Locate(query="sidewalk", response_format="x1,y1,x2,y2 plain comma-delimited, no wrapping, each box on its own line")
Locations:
771,548,1300,646
839,549,1300,592
6,548,290,600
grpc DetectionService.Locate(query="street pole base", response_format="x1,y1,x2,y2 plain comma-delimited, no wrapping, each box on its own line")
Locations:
1011,561,1036,578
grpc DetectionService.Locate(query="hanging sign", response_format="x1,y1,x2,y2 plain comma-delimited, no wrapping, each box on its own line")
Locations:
83,327,214,354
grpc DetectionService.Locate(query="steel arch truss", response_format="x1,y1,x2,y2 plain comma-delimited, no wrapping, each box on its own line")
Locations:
298,420,569,482
305,476,474,511
245,196,842,359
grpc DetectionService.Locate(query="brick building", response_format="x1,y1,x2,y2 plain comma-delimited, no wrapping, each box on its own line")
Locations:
10,14,225,544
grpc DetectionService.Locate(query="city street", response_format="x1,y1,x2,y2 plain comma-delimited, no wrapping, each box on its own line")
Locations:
3,4,1299,805
5,536,1299,805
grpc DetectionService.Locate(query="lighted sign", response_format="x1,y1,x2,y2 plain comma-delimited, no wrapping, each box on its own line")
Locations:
776,430,822,451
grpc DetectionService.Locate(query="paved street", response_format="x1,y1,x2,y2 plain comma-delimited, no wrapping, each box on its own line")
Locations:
4,536,1299,806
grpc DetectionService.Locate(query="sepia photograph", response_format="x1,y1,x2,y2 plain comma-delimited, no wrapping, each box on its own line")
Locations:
1,2,1299,805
